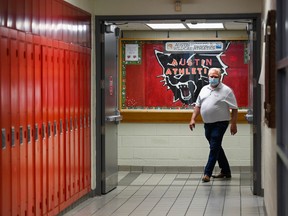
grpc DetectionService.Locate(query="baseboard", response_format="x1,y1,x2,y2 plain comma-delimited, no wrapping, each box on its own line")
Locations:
118,165,251,173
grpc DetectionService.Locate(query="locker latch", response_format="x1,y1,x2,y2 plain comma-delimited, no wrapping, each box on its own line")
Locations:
35,124,38,141
20,126,23,145
1,129,6,149
27,125,31,143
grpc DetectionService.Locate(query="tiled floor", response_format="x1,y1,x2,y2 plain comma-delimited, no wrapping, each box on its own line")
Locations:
63,171,264,216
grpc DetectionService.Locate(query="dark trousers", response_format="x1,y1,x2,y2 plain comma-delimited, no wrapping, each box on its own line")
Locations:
204,121,230,177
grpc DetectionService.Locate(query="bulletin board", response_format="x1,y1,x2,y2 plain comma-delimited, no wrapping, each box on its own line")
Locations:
120,39,249,122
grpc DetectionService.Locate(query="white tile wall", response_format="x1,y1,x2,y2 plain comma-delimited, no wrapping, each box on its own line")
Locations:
118,123,251,167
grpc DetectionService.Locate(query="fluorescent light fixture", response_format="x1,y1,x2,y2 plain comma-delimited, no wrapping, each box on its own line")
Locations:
146,23,186,30
187,23,224,29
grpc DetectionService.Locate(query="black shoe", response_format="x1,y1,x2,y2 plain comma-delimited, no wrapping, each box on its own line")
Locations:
211,173,231,179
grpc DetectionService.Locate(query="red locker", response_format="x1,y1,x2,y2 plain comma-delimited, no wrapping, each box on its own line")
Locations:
33,35,42,216
45,0,52,38
18,31,28,216
10,30,21,216
52,41,60,214
0,0,8,28
51,0,63,41
24,0,32,32
41,38,49,215
26,33,35,216
64,49,71,201
74,47,80,195
46,43,55,213
69,48,76,198
7,0,16,29
78,49,84,192
58,42,66,206
0,28,12,216
38,0,46,36
32,0,40,35
86,48,91,188
16,0,25,31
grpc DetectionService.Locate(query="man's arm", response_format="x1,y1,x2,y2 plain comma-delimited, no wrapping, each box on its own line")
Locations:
230,109,238,135
189,106,200,131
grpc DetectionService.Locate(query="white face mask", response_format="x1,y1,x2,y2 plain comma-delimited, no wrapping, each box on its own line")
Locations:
209,77,220,86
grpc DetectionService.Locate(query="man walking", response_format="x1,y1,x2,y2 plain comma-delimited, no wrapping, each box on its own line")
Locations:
189,67,238,182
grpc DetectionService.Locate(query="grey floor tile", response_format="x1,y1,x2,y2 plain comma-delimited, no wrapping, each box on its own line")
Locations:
62,170,264,216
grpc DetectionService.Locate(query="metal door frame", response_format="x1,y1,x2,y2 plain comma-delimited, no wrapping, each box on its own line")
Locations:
93,13,262,196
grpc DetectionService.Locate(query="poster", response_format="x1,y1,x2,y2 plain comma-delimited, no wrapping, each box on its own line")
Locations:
121,40,248,109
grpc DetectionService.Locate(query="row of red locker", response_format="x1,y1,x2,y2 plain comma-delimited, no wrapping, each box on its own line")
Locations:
0,27,92,216
0,0,91,47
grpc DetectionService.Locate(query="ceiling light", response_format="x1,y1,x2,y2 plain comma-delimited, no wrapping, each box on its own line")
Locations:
146,23,186,30
187,23,224,29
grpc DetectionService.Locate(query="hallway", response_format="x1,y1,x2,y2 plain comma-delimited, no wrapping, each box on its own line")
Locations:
62,169,264,216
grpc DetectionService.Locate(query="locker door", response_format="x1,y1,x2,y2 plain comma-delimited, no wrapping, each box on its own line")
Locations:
34,35,42,216
18,32,28,216
58,44,65,205
69,48,75,197
0,30,12,216
74,48,80,195
78,49,84,192
86,49,91,189
83,49,88,189
32,0,40,35
64,49,71,201
26,33,36,216
53,42,60,214
41,41,49,215
10,31,21,216
46,43,55,212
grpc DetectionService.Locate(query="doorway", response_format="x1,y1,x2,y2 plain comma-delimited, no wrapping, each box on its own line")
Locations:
95,13,262,196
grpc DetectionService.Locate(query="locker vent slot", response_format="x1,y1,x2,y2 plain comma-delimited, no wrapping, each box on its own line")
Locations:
75,118,78,130
27,125,31,143
60,119,63,134
35,124,38,141
20,126,23,145
11,127,15,147
54,121,57,136
2,129,6,149
84,117,86,128
80,116,82,128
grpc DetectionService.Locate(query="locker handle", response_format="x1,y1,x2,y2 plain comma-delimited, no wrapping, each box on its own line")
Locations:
65,119,68,132
60,119,63,134
27,125,31,143
11,127,15,147
70,118,73,131
54,121,57,136
35,124,38,141
42,123,45,139
2,129,6,149
48,122,51,137
20,126,23,145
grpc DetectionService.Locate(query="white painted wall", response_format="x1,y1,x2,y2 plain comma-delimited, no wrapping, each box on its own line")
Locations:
260,0,277,215
118,123,251,167
94,0,262,15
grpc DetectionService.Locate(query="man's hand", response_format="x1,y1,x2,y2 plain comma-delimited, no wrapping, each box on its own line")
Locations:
189,119,196,131
230,123,237,135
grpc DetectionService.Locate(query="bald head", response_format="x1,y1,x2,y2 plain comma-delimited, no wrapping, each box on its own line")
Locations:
208,68,221,77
